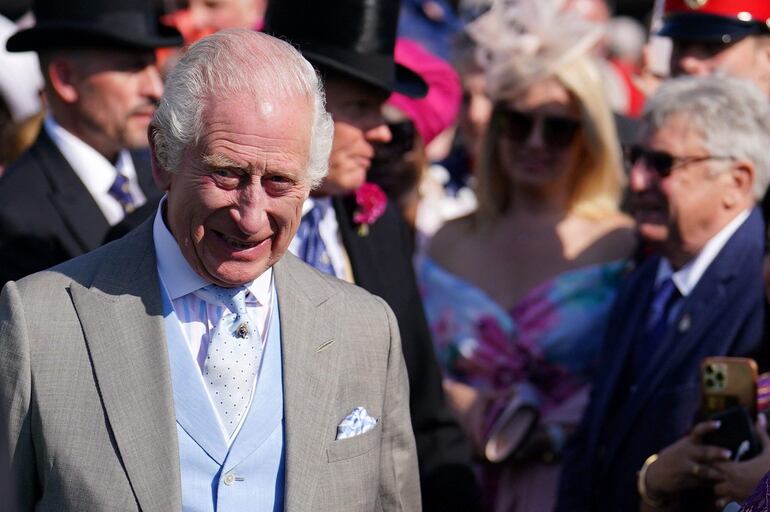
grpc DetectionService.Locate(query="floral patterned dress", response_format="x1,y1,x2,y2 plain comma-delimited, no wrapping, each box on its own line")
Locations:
418,257,626,511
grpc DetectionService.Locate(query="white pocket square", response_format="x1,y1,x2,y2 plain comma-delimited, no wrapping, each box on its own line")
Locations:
336,406,378,440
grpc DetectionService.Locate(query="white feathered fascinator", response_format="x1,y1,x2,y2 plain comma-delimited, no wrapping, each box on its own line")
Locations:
465,0,604,100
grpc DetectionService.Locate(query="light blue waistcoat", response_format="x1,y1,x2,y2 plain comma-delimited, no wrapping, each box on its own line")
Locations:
162,286,285,512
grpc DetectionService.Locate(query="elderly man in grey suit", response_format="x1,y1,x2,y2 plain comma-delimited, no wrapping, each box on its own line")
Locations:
0,29,420,512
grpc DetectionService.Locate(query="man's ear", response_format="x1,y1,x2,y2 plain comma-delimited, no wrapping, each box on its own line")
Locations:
148,125,172,191
723,159,755,209
47,58,79,104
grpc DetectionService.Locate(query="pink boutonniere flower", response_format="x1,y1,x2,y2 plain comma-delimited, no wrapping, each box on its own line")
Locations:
353,183,387,236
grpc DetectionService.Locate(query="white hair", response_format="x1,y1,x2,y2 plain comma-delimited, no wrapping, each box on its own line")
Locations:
644,76,770,201
152,29,334,188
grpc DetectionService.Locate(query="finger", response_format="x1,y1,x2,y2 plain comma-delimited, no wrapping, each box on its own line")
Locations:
691,420,722,441
714,480,733,498
693,463,722,480
714,481,728,497
694,444,733,463
756,413,770,446
715,498,729,510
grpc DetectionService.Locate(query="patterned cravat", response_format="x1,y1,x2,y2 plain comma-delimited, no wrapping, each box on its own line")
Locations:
296,202,336,276
108,172,138,214
195,284,261,437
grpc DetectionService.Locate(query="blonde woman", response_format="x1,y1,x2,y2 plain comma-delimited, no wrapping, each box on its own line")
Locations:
419,1,636,510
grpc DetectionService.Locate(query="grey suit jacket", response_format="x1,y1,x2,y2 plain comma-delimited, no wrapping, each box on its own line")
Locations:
0,220,420,511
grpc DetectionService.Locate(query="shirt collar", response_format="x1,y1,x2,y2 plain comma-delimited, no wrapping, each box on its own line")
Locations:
301,196,333,217
153,195,272,304
44,115,135,193
657,208,751,296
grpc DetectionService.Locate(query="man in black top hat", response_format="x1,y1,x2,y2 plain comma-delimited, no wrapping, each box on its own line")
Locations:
0,0,181,285
265,2,482,511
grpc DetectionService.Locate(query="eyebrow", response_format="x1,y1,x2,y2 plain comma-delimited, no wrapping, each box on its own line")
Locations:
201,153,245,170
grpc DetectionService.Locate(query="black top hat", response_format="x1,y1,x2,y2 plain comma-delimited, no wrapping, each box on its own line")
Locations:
263,0,427,99
7,0,182,53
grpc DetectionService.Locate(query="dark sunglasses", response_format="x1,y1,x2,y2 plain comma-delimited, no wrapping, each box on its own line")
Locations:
376,120,416,157
496,107,581,147
624,145,734,178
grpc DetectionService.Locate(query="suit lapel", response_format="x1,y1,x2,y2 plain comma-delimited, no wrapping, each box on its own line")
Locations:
275,255,341,511
605,209,762,460
333,195,387,289
590,263,657,448
70,221,181,512
35,130,110,252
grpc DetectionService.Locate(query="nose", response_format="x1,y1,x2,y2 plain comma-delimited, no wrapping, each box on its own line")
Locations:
140,63,164,101
671,51,712,77
233,181,268,235
629,160,655,192
365,119,392,144
525,116,545,149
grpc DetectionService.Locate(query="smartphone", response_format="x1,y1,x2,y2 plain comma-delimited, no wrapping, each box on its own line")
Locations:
702,406,760,461
700,357,758,419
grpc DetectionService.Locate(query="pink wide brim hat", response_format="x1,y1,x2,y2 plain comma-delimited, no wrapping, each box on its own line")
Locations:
387,38,462,146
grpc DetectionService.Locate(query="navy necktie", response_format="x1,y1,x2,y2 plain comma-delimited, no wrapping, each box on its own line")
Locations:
296,203,336,276
108,173,137,214
634,277,681,376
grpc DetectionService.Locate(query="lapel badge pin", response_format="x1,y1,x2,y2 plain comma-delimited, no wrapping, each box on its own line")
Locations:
236,323,249,339
678,314,691,333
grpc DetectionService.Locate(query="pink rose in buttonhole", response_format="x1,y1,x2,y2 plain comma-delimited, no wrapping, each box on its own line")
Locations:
354,183,387,235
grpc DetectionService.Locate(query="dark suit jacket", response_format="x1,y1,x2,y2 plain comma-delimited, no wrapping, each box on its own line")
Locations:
556,207,766,512
0,129,161,285
334,195,482,512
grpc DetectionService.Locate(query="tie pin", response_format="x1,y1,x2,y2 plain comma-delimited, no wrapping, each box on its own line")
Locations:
236,323,249,338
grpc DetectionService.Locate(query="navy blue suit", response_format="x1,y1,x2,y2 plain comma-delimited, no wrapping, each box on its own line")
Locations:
556,208,766,512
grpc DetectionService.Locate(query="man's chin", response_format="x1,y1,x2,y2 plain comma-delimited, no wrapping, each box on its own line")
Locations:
637,222,669,245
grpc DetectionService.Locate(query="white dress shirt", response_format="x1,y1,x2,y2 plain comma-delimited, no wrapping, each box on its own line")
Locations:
153,197,274,442
289,196,351,280
656,208,751,296
44,115,146,226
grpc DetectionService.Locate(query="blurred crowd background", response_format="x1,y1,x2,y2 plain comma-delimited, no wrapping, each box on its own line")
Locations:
6,0,770,511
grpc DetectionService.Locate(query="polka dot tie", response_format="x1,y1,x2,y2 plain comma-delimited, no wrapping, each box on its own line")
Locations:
194,284,260,437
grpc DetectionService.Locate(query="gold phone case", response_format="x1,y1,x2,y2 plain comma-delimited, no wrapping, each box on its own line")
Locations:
700,357,758,418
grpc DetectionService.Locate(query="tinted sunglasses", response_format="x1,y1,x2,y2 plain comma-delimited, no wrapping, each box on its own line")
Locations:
377,120,416,156
624,145,734,178
496,107,581,147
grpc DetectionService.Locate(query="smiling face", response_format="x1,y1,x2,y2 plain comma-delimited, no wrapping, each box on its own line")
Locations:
317,75,391,196
154,92,313,286
630,114,734,259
